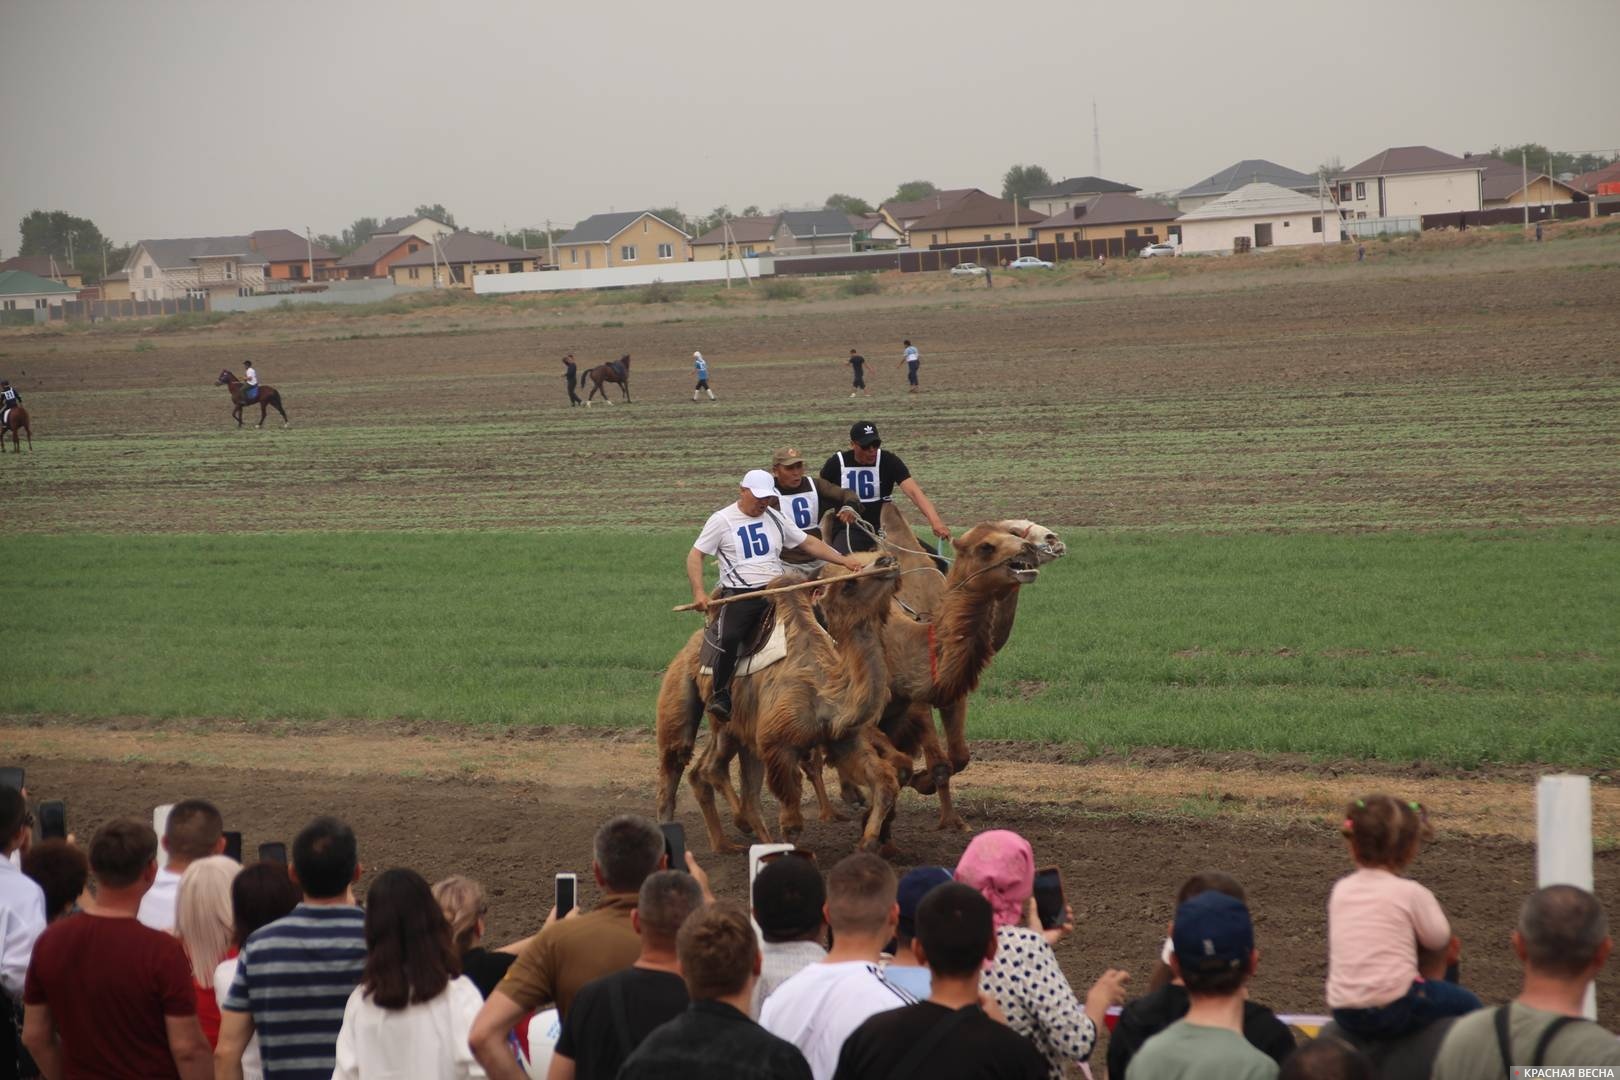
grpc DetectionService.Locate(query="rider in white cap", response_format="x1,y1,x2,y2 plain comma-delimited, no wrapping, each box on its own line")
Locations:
687,469,862,718
691,351,715,402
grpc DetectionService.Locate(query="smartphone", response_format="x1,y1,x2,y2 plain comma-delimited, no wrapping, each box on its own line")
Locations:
153,803,174,841
223,831,243,863
258,841,288,865
0,767,22,792
554,872,578,919
1033,866,1066,930
38,800,66,840
660,823,686,873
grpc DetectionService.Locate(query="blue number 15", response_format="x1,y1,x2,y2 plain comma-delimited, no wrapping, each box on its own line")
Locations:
735,522,770,557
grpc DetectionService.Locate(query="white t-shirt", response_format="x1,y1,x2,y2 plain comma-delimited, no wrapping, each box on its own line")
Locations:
332,975,487,1080
694,503,807,590
214,957,264,1080
244,367,258,386
903,345,919,363
759,960,914,1080
0,857,47,999
137,866,183,931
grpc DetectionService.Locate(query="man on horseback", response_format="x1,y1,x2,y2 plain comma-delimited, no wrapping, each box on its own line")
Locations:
688,469,863,720
820,421,951,553
0,379,19,427
242,362,260,403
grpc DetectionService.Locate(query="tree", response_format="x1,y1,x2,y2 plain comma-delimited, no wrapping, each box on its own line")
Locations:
1487,144,1616,177
825,193,872,216
341,216,380,252
890,180,938,204
1316,156,1343,183
412,203,456,227
315,233,346,255
651,207,688,233
1001,164,1052,207
17,210,109,279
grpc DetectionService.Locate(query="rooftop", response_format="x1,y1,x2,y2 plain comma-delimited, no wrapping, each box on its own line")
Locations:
1027,176,1140,199
1179,159,1317,198
1038,192,1180,228
691,216,782,246
779,209,857,239
0,269,78,296
392,231,538,267
1176,182,1331,221
881,188,977,224
556,211,687,246
335,233,428,269
1337,145,1479,179
907,190,1046,232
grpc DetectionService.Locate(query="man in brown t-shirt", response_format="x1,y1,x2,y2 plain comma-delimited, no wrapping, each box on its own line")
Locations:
22,818,213,1079
469,814,670,1080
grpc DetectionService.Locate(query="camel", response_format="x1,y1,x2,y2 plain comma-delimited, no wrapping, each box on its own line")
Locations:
655,555,906,854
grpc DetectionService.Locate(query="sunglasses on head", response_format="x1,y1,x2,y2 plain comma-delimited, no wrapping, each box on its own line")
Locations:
758,848,817,866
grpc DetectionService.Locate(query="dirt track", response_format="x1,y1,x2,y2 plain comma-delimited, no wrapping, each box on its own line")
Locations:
13,725,1617,1023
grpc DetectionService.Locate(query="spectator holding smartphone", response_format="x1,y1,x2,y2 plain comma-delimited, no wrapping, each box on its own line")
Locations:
175,855,240,1048
2,787,46,1078
21,839,89,923
140,799,226,932
214,863,302,1080
955,830,1129,1080
22,818,212,1079
332,868,485,1079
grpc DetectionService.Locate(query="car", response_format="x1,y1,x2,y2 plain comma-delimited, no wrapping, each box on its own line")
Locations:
949,262,986,276
1140,242,1178,258
1007,256,1054,270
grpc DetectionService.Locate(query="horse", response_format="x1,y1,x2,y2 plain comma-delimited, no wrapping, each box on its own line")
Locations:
582,354,631,405
216,370,289,428
1,405,30,453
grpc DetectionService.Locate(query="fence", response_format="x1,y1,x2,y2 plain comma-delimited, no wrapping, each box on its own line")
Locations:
771,235,1154,277
472,258,763,296
1343,216,1420,239
49,296,210,322
1420,202,1591,230
212,279,402,312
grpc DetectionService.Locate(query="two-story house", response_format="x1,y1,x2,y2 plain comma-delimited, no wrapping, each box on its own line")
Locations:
122,236,270,302
373,214,455,243
1333,146,1483,221
553,212,690,270
1025,176,1140,218
1176,159,1318,213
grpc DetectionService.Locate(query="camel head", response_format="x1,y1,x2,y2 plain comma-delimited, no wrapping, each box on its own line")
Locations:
814,553,902,628
949,524,1041,590
992,520,1066,564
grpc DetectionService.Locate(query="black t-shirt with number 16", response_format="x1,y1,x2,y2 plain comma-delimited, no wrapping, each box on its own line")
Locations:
820,449,911,533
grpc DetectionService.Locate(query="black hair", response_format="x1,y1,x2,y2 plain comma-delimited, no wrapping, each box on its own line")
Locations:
292,816,358,899
164,798,224,861
915,883,993,978
232,862,303,945
361,868,459,1009
23,839,90,921
0,787,26,852
593,814,665,894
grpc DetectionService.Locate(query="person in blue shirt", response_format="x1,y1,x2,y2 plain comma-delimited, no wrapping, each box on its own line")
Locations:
692,351,716,402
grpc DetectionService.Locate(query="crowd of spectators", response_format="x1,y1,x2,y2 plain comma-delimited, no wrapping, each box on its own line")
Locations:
1,781,1616,1080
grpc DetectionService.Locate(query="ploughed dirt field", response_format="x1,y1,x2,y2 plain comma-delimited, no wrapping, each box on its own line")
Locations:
8,250,1619,532
12,724,1618,1026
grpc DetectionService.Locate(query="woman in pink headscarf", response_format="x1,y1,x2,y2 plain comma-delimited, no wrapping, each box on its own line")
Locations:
955,830,1130,1080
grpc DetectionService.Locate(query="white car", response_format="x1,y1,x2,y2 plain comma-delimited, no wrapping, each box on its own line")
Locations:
949,262,987,276
1140,243,1178,258
1007,256,1054,270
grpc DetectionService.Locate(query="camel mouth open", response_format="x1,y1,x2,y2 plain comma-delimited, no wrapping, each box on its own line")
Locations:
1008,559,1039,584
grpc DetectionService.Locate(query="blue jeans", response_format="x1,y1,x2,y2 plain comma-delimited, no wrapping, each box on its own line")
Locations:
906,361,919,386
1333,978,1483,1038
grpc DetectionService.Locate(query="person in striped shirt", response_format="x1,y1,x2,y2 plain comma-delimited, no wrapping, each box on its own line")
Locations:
215,816,366,1080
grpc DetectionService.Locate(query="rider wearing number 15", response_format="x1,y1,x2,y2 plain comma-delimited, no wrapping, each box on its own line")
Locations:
819,420,951,553
688,469,864,720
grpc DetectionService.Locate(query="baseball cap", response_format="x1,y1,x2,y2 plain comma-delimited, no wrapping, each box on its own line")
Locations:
753,854,826,938
1171,891,1254,974
850,421,881,447
771,447,805,467
897,866,953,940
740,469,778,499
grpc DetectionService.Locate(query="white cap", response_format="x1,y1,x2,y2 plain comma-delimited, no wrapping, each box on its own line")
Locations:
693,351,702,358
740,469,777,499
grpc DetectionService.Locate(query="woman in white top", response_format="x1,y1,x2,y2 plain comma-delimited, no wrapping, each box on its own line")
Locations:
213,862,302,1080
333,867,485,1079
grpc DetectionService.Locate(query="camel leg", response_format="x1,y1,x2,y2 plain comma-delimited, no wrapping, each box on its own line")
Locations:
758,724,808,843
700,726,753,836
735,749,775,842
654,662,704,823
687,748,744,855
940,698,972,775
925,703,969,832
828,733,899,855
803,749,849,823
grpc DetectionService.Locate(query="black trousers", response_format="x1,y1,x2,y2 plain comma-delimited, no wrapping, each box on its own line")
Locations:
566,376,581,405
709,586,769,695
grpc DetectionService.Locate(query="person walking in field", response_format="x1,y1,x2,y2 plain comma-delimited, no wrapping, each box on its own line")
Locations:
693,352,716,403
899,341,920,393
847,350,867,398
563,354,582,407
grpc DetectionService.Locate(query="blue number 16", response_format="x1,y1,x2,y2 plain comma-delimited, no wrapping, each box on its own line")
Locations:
735,522,770,557
846,470,876,500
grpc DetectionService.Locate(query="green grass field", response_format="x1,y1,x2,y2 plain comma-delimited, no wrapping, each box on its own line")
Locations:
10,529,1616,767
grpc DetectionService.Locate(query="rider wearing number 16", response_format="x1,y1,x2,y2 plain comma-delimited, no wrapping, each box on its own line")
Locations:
821,420,951,553
688,469,864,720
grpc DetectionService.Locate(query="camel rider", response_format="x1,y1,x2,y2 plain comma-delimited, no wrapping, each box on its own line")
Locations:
242,362,259,402
0,379,19,425
819,421,951,554
770,446,860,559
688,469,863,720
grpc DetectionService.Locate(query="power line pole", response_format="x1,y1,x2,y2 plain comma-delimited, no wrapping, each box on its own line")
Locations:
1092,100,1102,177
306,227,315,282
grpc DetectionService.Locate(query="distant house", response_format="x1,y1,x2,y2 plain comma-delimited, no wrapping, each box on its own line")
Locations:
99,270,131,302
1333,146,1482,220
1472,157,1583,208
0,255,83,289
1570,161,1620,197
373,215,455,243
906,190,1045,249
878,188,976,247
1176,182,1341,254
0,269,78,314
1031,192,1181,246
690,216,785,261
123,236,269,302
1176,159,1318,213
334,234,432,280
553,211,690,270
1025,176,1140,218
250,229,340,282
849,213,900,247
777,209,859,255
388,231,544,288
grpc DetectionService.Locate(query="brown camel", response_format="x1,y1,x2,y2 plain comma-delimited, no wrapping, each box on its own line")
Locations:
655,555,905,854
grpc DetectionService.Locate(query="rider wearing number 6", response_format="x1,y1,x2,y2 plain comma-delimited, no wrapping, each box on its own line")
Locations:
819,420,951,553
688,469,864,720
770,445,862,562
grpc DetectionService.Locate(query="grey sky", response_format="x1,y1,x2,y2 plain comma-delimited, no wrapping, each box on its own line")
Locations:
4,0,1617,252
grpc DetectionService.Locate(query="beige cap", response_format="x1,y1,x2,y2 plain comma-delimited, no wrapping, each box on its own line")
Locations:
771,447,805,467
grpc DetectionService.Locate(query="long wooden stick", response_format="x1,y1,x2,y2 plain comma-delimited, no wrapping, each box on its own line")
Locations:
673,564,892,612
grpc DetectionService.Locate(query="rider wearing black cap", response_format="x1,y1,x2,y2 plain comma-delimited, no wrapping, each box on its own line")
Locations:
0,379,20,424
819,420,951,553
